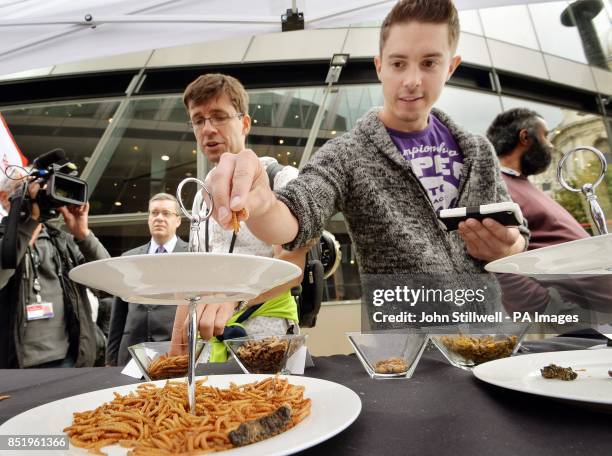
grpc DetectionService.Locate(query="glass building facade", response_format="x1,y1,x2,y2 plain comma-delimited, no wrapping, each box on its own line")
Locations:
1,1,610,305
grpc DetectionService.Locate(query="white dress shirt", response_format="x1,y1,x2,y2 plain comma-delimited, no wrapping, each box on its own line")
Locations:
148,235,178,254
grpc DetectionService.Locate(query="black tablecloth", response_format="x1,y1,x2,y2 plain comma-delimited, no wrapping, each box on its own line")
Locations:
0,338,610,456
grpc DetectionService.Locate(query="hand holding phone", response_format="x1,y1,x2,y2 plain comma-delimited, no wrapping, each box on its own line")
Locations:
438,202,523,231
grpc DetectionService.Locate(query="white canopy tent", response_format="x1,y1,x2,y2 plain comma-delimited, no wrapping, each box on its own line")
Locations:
0,0,564,77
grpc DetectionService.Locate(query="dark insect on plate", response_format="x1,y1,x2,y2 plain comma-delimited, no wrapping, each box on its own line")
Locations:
540,363,578,381
229,405,292,446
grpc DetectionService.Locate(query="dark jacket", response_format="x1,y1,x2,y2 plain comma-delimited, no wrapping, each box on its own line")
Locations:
0,218,110,368
105,237,188,366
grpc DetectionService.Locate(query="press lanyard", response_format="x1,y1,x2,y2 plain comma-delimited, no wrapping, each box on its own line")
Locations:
27,246,43,304
24,243,57,321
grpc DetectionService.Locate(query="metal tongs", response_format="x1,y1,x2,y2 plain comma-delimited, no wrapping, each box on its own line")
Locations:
175,178,213,414
176,177,214,253
557,146,608,235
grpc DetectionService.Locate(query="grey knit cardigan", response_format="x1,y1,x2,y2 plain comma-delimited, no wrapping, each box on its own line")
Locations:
277,108,529,275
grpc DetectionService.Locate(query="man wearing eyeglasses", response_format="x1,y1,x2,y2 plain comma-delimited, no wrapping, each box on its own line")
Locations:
106,193,188,366
170,73,308,362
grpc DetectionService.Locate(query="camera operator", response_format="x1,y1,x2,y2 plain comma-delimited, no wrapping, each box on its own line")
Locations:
0,168,109,369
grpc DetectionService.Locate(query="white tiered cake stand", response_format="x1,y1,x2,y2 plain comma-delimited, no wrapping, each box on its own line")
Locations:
70,177,300,414
69,252,301,413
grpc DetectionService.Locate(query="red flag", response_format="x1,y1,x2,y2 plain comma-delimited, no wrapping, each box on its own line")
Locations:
0,113,28,172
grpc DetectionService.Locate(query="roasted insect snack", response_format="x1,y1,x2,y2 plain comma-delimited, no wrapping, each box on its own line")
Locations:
229,405,292,446
235,336,290,374
64,377,311,455
440,335,518,365
231,208,248,233
540,364,578,381
147,353,189,380
374,357,409,374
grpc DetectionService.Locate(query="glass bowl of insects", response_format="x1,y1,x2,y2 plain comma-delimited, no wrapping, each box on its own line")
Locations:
128,340,206,381
224,334,307,375
346,331,429,379
429,323,529,371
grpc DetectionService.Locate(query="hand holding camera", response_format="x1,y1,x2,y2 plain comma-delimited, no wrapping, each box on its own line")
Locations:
23,179,41,221
57,203,91,241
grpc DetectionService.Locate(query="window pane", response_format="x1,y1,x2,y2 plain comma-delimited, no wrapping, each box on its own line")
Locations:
248,88,325,167
459,9,483,35
435,86,502,136
321,84,383,137
88,97,196,216
479,5,540,49
1,100,120,174
529,1,587,64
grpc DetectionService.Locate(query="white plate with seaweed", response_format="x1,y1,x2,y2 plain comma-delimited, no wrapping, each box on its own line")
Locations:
473,349,612,406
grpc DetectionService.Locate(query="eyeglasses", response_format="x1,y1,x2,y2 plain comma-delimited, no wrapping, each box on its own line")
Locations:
188,113,243,131
149,210,179,218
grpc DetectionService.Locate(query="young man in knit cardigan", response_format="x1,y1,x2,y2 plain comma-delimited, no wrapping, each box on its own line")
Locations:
208,1,528,287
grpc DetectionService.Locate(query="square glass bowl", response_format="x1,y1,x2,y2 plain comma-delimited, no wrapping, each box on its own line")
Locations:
128,340,205,381
224,334,307,374
346,332,429,379
429,324,528,370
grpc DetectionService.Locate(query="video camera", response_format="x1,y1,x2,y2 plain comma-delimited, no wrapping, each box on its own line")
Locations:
26,148,88,221
1,149,88,269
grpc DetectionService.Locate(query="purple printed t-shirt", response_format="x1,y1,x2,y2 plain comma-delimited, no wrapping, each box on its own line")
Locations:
387,114,464,211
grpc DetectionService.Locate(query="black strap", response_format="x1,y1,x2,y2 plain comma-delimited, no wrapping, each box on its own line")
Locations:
205,218,210,252
1,189,26,270
27,247,41,287
265,162,285,191
215,303,264,342
228,231,237,253
235,303,264,324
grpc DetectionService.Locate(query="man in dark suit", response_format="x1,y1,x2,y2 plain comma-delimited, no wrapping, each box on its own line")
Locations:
106,193,188,366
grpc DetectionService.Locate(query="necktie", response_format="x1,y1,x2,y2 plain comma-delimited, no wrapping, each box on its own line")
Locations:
155,245,167,254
